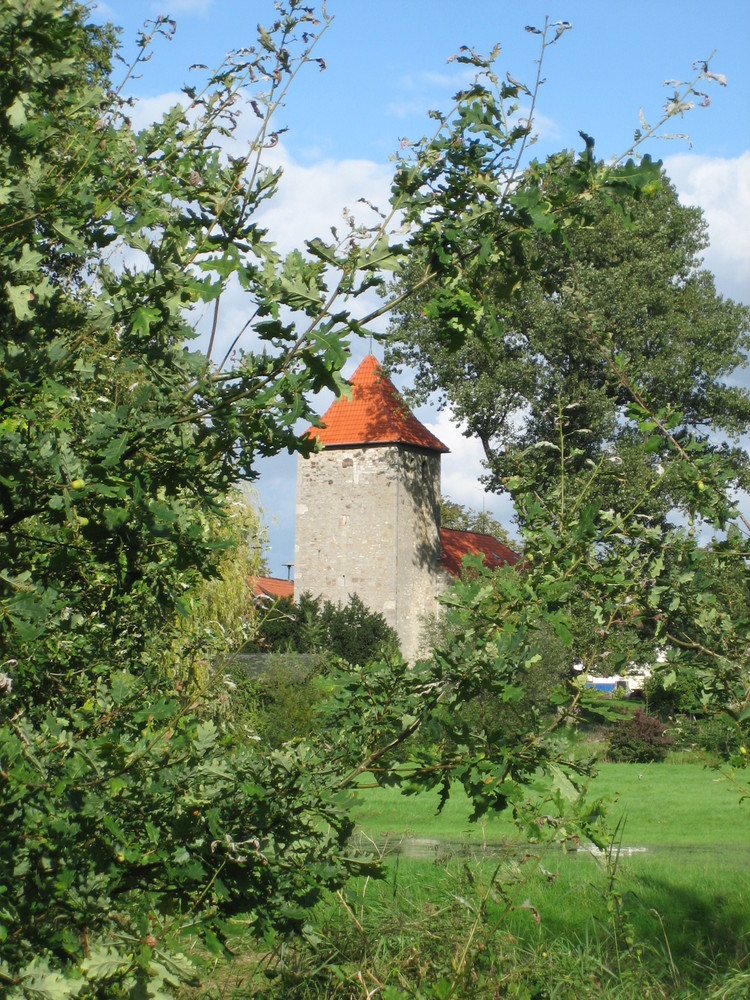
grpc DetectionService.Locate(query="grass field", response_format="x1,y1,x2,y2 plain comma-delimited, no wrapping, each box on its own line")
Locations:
350,760,750,849
186,762,750,999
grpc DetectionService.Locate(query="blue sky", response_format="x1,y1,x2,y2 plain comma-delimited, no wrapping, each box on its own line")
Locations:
94,1,750,573
98,1,749,163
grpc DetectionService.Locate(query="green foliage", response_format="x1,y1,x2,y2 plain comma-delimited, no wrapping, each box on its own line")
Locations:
321,593,402,665
607,709,674,762
420,619,572,755
693,713,742,760
251,593,322,654
248,654,325,747
1,4,747,996
163,490,268,689
0,0,402,712
252,592,401,664
244,591,402,748
304,560,603,844
440,495,518,548
387,164,750,522
384,23,749,775
0,1,400,991
0,668,362,997
668,712,742,760
386,145,750,675
645,665,706,718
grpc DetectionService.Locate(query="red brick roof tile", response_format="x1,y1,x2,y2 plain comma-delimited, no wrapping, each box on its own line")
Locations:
440,528,519,577
248,576,294,600
306,354,449,452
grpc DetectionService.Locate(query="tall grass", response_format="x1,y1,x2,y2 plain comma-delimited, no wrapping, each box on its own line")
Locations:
189,852,749,997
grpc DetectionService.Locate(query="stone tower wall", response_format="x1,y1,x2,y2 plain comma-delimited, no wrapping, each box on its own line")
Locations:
295,444,442,661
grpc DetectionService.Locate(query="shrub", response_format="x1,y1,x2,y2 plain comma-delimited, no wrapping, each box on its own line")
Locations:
644,666,705,719
237,593,401,745
250,592,400,665
0,668,360,996
664,712,741,761
695,712,742,760
248,654,327,748
607,709,674,762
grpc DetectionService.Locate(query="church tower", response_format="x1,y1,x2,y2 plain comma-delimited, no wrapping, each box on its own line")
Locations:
294,354,449,661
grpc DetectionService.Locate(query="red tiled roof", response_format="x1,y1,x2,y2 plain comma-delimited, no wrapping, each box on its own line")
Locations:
306,354,449,452
249,576,294,600
440,528,519,577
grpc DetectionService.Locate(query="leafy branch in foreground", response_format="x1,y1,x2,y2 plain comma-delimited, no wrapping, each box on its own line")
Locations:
383,21,748,797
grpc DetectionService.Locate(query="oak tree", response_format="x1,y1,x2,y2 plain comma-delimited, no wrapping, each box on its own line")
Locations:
386,162,750,526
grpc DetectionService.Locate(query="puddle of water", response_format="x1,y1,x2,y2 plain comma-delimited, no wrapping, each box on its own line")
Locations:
351,834,595,861
351,832,750,864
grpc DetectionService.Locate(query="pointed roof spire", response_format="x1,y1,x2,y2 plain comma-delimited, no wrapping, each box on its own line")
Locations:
306,354,449,452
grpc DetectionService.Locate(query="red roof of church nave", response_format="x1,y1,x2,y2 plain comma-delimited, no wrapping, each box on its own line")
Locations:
439,528,520,577
306,354,449,452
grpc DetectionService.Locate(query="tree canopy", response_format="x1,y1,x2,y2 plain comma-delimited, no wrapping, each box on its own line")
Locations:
0,2,401,990
441,496,517,548
386,159,750,526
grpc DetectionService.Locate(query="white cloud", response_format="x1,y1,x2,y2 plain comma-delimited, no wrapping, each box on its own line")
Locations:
385,71,562,146
109,77,397,363
188,143,395,365
92,1,117,17
524,111,562,144
125,91,186,132
256,146,394,255
664,151,750,304
422,409,516,529
397,66,477,94
386,65,483,122
160,0,214,12
386,97,441,122
421,69,476,89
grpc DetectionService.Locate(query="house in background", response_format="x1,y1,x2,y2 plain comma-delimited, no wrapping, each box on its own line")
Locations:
282,354,518,661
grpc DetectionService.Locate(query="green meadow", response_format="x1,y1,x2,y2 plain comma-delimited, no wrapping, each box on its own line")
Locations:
351,760,750,848
187,762,750,999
